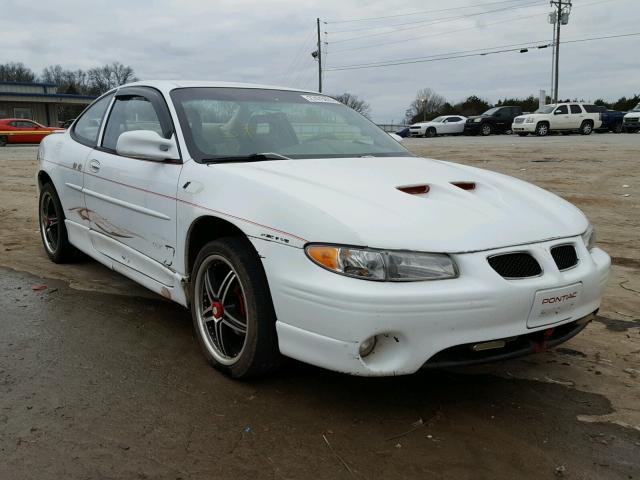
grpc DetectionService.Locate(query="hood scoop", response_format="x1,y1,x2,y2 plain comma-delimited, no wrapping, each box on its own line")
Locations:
397,184,430,195
451,181,476,191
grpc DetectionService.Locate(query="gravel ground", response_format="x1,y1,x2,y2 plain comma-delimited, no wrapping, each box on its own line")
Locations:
0,134,638,479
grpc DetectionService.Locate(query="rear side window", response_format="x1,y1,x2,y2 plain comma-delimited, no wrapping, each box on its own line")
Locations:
72,94,114,147
570,104,582,114
583,104,601,113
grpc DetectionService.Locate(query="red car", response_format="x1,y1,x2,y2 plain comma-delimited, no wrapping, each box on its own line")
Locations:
0,118,64,146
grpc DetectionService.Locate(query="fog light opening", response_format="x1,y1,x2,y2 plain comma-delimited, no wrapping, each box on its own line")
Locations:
359,336,377,358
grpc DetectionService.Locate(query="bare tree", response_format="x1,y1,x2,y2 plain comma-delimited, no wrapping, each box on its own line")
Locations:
0,62,37,82
405,88,445,123
87,62,138,95
332,92,372,118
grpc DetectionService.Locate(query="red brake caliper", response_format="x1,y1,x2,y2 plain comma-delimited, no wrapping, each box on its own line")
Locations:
211,301,224,320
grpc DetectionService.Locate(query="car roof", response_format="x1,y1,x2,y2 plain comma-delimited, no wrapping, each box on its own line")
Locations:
0,118,38,122
114,80,318,95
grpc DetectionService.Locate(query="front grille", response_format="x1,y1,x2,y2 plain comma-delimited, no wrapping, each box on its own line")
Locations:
514,118,525,124
624,117,639,124
551,244,578,270
488,252,542,279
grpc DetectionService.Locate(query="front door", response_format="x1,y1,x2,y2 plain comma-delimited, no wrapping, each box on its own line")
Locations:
83,87,182,285
568,104,585,129
551,105,570,129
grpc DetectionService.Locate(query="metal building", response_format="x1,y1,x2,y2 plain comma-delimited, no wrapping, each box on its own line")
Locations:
0,81,95,126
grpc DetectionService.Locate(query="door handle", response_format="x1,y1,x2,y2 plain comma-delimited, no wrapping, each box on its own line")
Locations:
89,159,101,172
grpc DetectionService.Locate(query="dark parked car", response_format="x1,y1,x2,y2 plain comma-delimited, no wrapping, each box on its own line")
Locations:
584,105,626,133
464,106,523,136
395,126,410,138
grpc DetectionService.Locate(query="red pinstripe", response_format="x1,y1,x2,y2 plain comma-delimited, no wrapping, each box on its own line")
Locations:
44,159,308,243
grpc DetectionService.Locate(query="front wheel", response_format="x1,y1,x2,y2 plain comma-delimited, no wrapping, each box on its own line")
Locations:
0,135,7,147
39,183,80,263
190,237,280,378
480,123,492,136
425,127,436,138
580,121,593,135
535,122,549,137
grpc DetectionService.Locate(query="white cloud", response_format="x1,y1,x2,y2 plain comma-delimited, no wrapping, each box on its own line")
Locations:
1,0,638,121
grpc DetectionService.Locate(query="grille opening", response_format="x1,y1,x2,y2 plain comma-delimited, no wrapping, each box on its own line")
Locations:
551,244,578,271
488,252,542,279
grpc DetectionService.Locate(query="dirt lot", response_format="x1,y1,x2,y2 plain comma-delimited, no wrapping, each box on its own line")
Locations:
1,135,639,479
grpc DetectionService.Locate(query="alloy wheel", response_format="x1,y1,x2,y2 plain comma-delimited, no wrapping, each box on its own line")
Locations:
40,191,59,254
194,255,249,365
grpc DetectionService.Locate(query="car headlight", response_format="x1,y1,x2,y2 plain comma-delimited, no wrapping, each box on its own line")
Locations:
582,224,596,251
305,245,458,281
525,117,535,123
473,118,482,123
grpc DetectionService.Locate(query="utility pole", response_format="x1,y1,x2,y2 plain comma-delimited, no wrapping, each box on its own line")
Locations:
316,18,323,92
550,0,571,104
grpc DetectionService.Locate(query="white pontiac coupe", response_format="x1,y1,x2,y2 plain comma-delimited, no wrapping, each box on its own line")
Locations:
37,81,610,378
409,115,467,137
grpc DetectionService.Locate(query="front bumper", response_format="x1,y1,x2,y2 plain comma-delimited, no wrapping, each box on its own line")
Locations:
463,123,482,134
512,122,536,133
409,128,424,137
252,237,610,376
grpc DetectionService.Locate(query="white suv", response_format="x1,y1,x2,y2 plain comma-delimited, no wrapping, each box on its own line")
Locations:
513,103,602,137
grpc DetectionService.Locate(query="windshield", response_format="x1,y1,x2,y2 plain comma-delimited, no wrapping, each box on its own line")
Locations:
535,105,555,114
431,116,444,123
632,102,640,112
170,88,410,161
482,107,500,116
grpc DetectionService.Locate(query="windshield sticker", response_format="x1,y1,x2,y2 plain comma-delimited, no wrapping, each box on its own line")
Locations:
300,95,340,104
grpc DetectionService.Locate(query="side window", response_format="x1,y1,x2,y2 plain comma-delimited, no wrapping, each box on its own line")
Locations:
570,104,582,114
73,94,114,147
555,105,568,115
102,96,164,151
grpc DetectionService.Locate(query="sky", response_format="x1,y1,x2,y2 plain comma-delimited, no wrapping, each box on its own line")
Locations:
1,0,638,122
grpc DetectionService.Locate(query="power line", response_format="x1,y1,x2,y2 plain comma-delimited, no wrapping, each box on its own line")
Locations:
328,2,548,44
324,0,539,24
324,31,640,72
328,0,616,54
328,0,540,33
328,39,552,69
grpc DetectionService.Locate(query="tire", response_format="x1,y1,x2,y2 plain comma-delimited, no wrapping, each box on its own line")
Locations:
0,136,7,147
190,237,280,378
38,183,80,263
535,122,549,137
580,121,593,135
517,133,528,137
425,127,436,138
480,123,492,136
612,122,623,134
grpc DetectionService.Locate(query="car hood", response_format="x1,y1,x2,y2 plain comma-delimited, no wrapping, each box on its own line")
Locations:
411,122,437,127
465,115,489,121
221,156,588,253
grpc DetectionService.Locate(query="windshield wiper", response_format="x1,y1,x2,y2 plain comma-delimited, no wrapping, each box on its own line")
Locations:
202,152,291,164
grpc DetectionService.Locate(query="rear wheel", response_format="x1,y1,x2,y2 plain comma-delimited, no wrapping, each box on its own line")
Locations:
190,237,280,378
425,127,436,138
535,122,549,137
39,183,80,263
580,121,593,135
480,123,492,136
612,122,623,134
0,135,7,147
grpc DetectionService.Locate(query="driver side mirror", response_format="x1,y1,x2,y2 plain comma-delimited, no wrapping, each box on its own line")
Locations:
116,130,180,161
554,110,563,115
